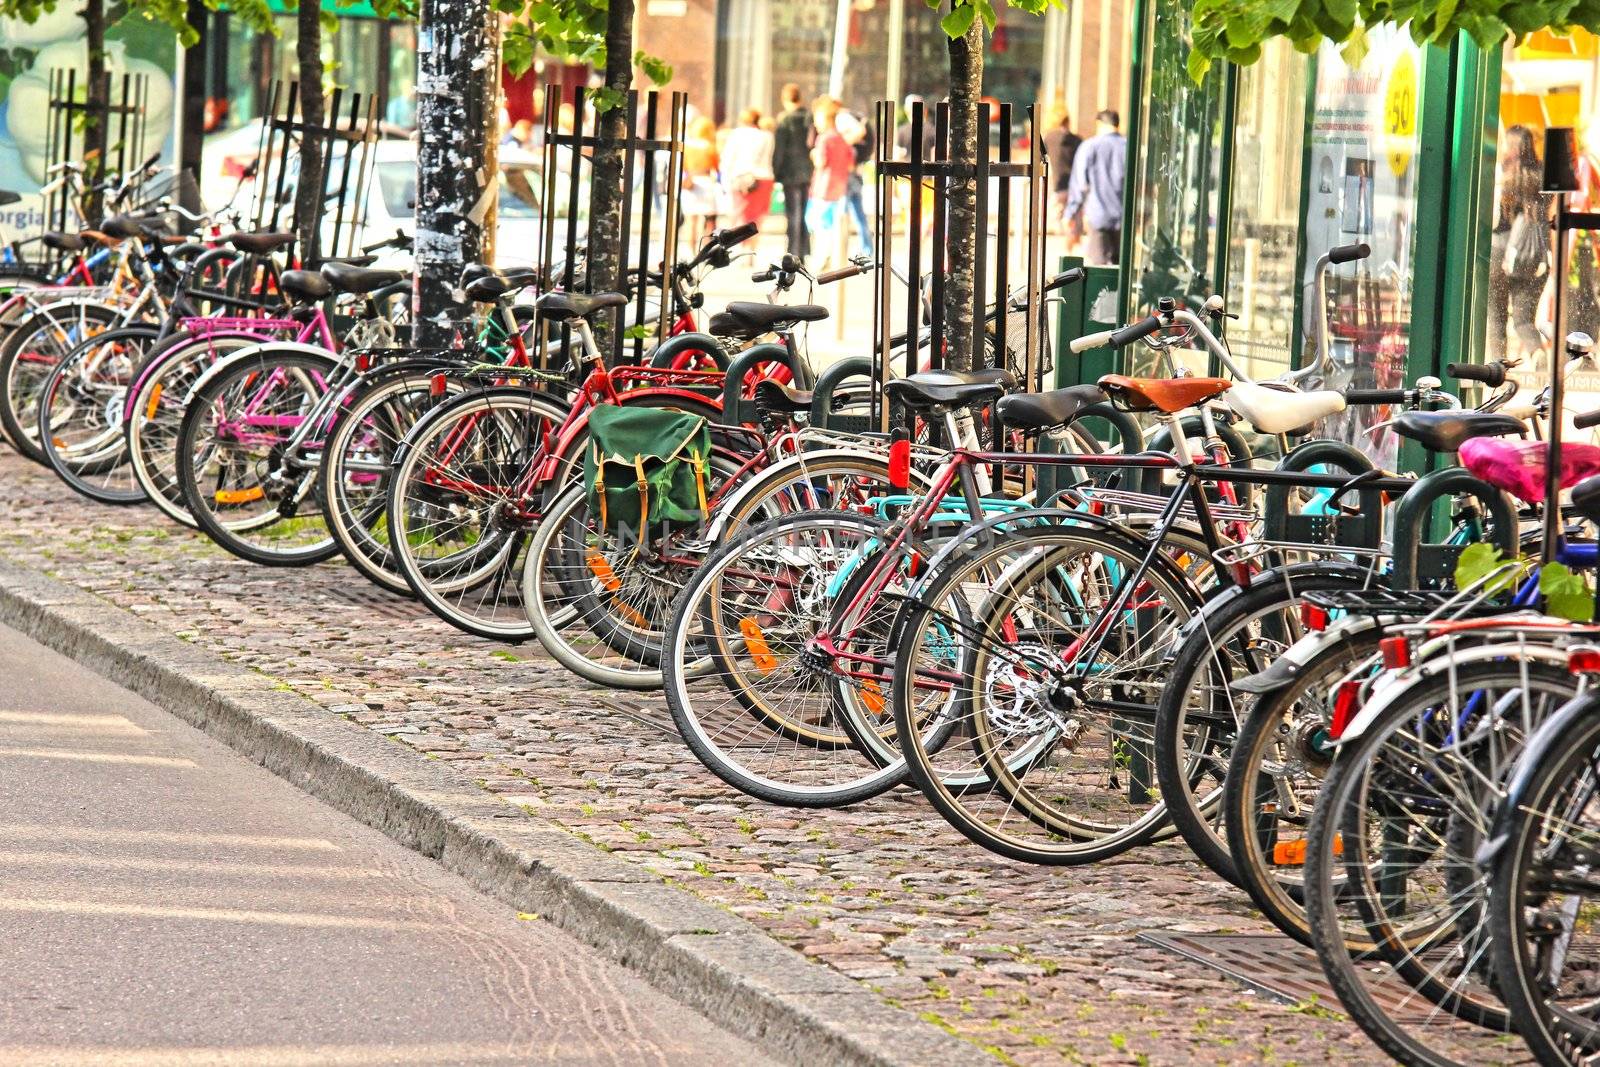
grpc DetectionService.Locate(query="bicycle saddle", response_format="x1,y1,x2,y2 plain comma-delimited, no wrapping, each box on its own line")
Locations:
753,379,814,414
1224,380,1346,435
996,384,1107,432
0,190,20,207
1573,472,1600,524
279,268,332,304
79,229,121,247
708,301,828,339
884,368,1015,411
535,290,628,322
229,231,296,255
100,215,146,241
1098,374,1230,414
322,261,407,295
41,231,83,253
1460,437,1600,504
462,267,539,302
1389,410,1524,453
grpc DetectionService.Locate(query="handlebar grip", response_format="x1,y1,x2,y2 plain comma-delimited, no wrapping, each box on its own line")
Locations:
1108,315,1163,349
1069,328,1117,354
1344,388,1408,405
720,221,759,246
817,263,866,285
1446,361,1507,388
1328,242,1371,265
141,151,163,172
1576,408,1600,430
1044,267,1085,293
752,269,776,284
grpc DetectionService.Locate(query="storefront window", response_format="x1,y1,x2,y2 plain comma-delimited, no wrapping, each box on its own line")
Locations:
1225,41,1308,380
1123,0,1224,375
1301,27,1422,468
1491,32,1600,426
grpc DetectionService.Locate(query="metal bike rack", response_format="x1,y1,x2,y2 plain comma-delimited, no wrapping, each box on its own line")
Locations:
1261,439,1383,553
1390,468,1519,590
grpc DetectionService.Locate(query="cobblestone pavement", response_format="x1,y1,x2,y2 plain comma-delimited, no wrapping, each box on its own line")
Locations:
0,450,1395,1066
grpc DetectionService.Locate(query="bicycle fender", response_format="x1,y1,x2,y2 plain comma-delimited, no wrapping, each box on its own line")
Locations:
180,341,339,404
1337,639,1577,745
1229,612,1392,696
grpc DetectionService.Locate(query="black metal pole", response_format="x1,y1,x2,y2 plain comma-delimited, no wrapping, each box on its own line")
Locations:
413,0,501,348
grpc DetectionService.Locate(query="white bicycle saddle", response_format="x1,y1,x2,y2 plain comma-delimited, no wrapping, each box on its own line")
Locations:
1224,380,1347,435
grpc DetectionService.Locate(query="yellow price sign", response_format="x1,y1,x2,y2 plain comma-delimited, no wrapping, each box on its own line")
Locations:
1385,51,1418,177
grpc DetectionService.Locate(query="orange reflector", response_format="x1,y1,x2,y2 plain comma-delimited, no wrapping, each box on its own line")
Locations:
1379,635,1411,670
1272,835,1340,866
145,383,164,420
739,617,778,673
584,549,621,591
1571,647,1600,674
214,486,264,505
862,679,887,717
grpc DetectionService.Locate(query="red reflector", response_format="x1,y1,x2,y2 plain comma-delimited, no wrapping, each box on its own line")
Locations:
1329,680,1362,740
1379,635,1411,670
430,373,448,397
1301,603,1329,632
1570,648,1600,674
355,352,371,372
888,437,910,491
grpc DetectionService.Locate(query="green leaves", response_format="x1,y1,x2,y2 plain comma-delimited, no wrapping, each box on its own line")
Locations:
633,49,672,86
1453,542,1520,596
1541,563,1596,622
927,0,1063,39
1191,0,1600,83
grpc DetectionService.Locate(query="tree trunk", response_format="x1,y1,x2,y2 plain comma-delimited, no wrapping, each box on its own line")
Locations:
413,0,502,348
586,0,634,356
943,11,983,373
292,0,325,266
81,0,107,222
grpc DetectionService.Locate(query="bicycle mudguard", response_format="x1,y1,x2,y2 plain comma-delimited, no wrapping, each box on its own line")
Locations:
1229,611,1392,696
1162,559,1387,664
700,447,927,542
1476,689,1600,868
179,341,340,405
1335,632,1577,745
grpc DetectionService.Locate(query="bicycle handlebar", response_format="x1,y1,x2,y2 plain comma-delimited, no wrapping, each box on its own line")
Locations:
1576,407,1600,430
1328,242,1371,265
1109,315,1164,348
1344,388,1408,406
1447,361,1508,388
817,261,871,285
1045,267,1085,292
1069,328,1116,354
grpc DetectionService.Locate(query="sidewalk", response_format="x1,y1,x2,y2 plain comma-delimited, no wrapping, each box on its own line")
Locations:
0,450,1389,1066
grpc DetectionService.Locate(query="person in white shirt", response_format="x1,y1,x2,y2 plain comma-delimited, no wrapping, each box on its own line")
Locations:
719,108,775,241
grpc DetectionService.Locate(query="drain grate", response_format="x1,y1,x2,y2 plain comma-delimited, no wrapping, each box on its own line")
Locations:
1140,931,1484,1026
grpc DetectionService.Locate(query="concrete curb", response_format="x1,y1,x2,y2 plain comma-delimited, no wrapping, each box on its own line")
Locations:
0,559,988,1067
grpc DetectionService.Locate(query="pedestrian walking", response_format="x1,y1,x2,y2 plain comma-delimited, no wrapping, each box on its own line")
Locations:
681,114,721,248
805,96,854,263
1489,124,1550,362
720,108,775,239
837,108,875,258
1039,103,1081,234
1064,109,1127,266
773,83,815,258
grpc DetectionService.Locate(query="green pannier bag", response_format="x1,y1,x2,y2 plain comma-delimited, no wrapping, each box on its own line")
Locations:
584,404,712,532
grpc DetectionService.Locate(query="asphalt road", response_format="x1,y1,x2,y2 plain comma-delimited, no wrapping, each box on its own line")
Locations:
0,623,775,1067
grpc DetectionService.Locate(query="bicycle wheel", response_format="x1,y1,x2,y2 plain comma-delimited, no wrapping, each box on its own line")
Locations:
387,386,568,641
175,348,342,566
1487,694,1600,1067
663,508,917,807
321,368,465,595
891,522,1200,864
1154,566,1380,887
1307,661,1574,1066
37,326,159,503
0,300,122,464
709,449,933,530
524,452,752,690
126,331,265,527
1222,626,1384,944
